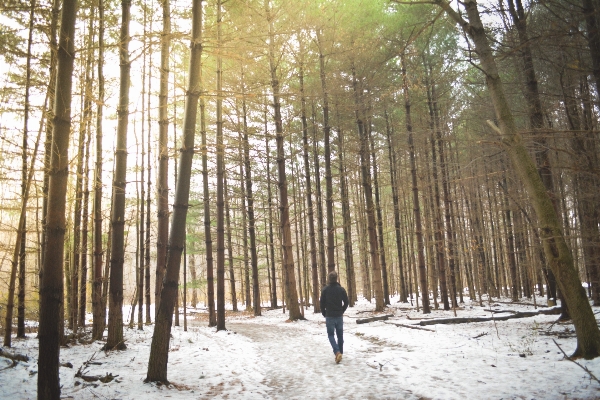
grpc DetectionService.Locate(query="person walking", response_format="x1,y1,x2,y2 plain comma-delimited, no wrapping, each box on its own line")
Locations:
320,271,348,364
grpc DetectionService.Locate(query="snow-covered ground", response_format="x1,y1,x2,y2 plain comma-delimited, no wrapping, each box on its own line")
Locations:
1,295,599,399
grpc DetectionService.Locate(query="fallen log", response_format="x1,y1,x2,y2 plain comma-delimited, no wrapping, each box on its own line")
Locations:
384,321,435,332
0,348,29,362
483,309,517,314
490,300,548,307
356,314,394,324
0,348,29,371
406,315,436,320
419,307,561,326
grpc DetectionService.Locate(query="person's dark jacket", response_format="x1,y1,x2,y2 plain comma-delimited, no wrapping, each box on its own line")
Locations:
320,282,349,318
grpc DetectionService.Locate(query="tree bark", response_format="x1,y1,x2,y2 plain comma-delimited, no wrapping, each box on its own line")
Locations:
352,67,384,312
265,0,303,320
311,103,327,289
315,30,336,277
155,0,171,320
401,53,430,314
200,32,216,326
17,0,35,340
224,170,237,311
79,107,92,330
265,110,278,308
5,96,45,346
338,107,356,306
92,0,106,341
146,0,203,382
369,125,390,305
106,0,132,351
216,0,226,330
38,0,77,396
384,111,407,303
298,43,320,312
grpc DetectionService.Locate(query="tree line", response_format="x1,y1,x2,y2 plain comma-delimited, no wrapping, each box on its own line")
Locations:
0,0,599,396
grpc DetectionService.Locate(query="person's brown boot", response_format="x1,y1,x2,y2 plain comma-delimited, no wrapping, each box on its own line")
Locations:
335,352,342,364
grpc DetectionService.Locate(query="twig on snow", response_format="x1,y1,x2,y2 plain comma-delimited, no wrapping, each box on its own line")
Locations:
553,339,600,384
384,321,435,332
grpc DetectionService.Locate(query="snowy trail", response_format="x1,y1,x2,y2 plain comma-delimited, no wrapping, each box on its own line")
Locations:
227,319,420,400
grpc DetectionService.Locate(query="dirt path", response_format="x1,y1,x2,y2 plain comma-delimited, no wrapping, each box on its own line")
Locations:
227,320,419,399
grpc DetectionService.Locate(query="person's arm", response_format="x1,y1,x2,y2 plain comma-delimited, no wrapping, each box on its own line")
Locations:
342,288,349,313
320,288,327,317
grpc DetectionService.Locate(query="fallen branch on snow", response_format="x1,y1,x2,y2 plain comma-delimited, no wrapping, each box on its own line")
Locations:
418,308,561,326
383,321,435,332
0,348,29,371
0,348,29,362
356,314,394,324
553,339,600,384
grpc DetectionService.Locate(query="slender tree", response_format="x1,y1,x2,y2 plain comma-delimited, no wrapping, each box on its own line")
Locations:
155,0,171,318
352,67,384,312
401,52,430,314
38,0,78,395
216,0,226,330
265,0,303,320
92,0,106,341
298,40,320,312
147,0,204,382
106,0,132,351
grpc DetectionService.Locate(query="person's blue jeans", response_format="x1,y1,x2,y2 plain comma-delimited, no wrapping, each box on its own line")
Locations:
326,316,344,354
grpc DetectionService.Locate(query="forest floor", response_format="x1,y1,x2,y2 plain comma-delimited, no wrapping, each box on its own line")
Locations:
1,295,600,399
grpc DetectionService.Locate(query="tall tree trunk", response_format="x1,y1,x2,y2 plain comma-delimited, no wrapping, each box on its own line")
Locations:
106,0,132,351
401,54,430,314
200,43,216,327
224,170,237,311
145,53,152,324
265,114,278,308
385,110,407,303
499,172,519,301
38,0,77,395
240,151,251,310
146,0,203,382
369,125,390,305
70,73,89,333
189,254,198,307
41,0,60,289
312,103,327,288
138,9,147,330
338,107,356,306
92,0,106,341
265,0,302,320
424,66,449,310
355,171,371,300
155,0,171,319
315,30,336,276
298,45,320,312
216,0,226,330
79,109,92,329
5,98,45,346
438,0,600,358
292,156,305,314
428,65,458,308
17,0,35,339
352,67,384,312
240,69,260,317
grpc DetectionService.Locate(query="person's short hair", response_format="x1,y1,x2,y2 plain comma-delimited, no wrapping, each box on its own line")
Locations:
328,271,338,284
